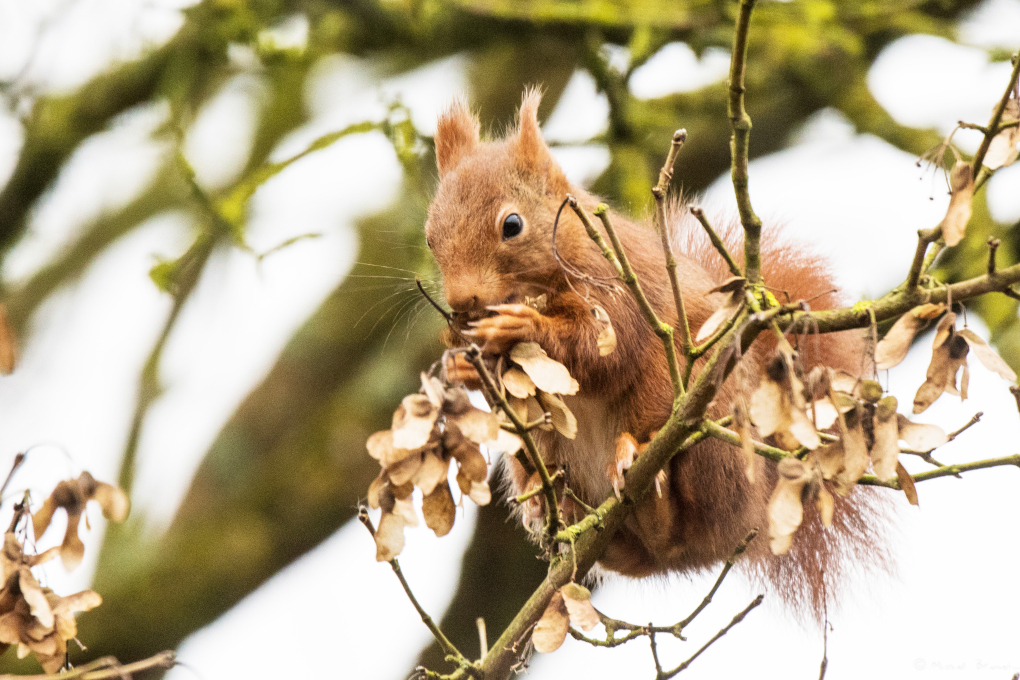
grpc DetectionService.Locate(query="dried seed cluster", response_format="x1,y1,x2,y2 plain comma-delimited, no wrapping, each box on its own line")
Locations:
366,374,521,562
746,348,957,554
875,305,1016,413
0,471,129,672
533,583,600,653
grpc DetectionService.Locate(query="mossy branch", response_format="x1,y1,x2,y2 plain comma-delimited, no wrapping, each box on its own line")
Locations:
858,454,1020,489
481,301,770,679
727,0,762,284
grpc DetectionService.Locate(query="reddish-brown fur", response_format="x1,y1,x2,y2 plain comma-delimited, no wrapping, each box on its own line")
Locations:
426,92,886,616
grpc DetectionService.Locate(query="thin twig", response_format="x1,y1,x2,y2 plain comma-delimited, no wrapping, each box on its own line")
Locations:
570,528,755,653
971,51,1020,175
462,347,560,546
358,508,479,677
416,277,454,323
594,204,685,398
678,528,757,629
0,452,25,498
476,618,488,660
858,453,1020,488
819,605,829,680
905,227,941,290
987,238,1001,276
690,206,742,277
727,0,762,283
659,595,763,679
651,129,693,355
919,238,946,278
514,470,563,505
0,651,177,680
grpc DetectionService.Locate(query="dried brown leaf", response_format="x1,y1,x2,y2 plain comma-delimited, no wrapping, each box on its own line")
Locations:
392,395,440,450
18,571,52,630
60,514,84,572
91,482,129,523
510,343,579,395
374,511,406,562
733,402,756,483
536,391,578,440
984,98,1020,170
957,329,1018,381
451,407,499,444
366,430,415,467
788,405,821,450
748,377,786,439
422,481,456,537
896,461,919,506
939,160,975,247
837,407,870,492
696,292,743,343
487,427,523,456
871,396,900,482
393,496,419,528
592,304,617,356
768,458,811,554
467,480,491,506
829,370,862,396
807,397,840,431
420,373,445,408
501,367,537,399
533,592,570,653
895,415,948,451
451,440,488,483
561,583,599,631
413,452,450,496
875,304,946,370
386,452,423,487
441,385,473,416
367,472,388,509
816,484,834,528
913,332,969,414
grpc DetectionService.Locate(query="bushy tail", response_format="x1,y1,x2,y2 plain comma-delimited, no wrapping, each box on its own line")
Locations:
670,200,892,619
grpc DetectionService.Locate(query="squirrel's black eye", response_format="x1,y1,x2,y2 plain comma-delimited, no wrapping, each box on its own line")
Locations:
502,213,523,240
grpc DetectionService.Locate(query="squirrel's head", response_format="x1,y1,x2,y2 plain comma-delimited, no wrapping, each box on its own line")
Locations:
425,90,573,317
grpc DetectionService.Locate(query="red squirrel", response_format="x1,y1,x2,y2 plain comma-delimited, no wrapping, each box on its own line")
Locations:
424,91,885,615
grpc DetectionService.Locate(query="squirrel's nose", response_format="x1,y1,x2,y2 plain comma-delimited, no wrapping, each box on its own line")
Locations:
445,287,480,313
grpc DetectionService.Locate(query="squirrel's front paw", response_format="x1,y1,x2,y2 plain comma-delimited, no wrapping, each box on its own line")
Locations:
463,304,544,354
445,353,483,390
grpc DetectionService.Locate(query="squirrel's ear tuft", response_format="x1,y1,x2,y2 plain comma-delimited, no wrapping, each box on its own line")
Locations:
436,99,480,177
515,88,567,193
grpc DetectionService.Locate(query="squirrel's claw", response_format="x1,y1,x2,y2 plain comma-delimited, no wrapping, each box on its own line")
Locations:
464,304,543,354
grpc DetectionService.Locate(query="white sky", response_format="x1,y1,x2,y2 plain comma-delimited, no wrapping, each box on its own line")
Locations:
0,1,1018,678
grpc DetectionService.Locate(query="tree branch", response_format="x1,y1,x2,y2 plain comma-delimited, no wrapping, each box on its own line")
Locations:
727,0,762,283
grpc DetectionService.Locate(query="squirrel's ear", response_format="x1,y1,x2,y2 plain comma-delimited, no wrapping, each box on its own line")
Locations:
515,89,567,193
435,99,480,177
